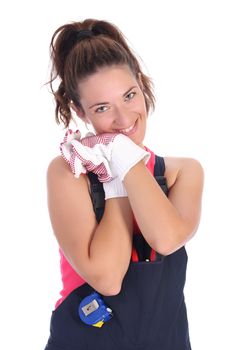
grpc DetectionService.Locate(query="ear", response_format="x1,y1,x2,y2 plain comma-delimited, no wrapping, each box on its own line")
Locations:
69,102,90,124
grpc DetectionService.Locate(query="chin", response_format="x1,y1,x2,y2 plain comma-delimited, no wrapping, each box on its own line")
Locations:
130,132,144,146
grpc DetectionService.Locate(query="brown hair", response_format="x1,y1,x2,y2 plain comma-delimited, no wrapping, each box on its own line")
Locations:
49,19,155,128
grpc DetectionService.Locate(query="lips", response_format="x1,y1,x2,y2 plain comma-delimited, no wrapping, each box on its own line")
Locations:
117,120,137,135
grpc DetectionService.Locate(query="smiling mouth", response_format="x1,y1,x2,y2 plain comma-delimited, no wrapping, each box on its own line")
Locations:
117,120,137,135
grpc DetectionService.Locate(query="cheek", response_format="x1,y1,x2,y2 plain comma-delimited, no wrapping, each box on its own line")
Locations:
134,96,147,112
92,118,112,134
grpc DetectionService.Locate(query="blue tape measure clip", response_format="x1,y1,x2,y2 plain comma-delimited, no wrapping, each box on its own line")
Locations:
78,291,113,328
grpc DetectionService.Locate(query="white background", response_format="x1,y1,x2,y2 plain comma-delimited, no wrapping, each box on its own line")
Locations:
0,0,232,349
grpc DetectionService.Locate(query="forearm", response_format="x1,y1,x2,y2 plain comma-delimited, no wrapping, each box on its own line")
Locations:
89,197,133,294
123,161,185,255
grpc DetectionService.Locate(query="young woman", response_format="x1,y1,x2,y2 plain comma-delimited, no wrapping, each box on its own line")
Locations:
44,18,204,350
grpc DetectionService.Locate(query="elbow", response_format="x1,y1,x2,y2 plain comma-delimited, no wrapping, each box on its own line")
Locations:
155,228,198,256
103,286,121,297
150,232,182,257
156,240,187,256
92,263,127,296
156,245,181,256
95,276,122,296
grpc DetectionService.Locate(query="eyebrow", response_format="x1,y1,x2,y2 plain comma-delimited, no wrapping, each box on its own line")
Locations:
88,86,138,109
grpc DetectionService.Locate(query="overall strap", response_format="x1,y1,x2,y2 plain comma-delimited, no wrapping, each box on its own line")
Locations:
87,154,169,224
87,172,105,224
154,155,169,196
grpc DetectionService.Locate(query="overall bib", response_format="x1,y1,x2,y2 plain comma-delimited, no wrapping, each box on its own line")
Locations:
45,155,191,350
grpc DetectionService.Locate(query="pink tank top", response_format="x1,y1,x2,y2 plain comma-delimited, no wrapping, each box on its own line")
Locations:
55,147,156,308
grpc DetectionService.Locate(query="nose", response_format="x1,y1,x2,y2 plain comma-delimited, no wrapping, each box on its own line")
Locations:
113,105,132,128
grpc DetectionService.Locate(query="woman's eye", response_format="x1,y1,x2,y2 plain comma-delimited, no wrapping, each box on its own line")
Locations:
95,105,108,113
125,91,136,101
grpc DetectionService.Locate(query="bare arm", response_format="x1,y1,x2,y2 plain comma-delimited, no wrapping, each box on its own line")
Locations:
123,157,204,255
89,197,133,294
47,156,133,296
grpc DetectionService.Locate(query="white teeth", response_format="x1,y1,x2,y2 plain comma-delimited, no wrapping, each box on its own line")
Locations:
119,123,135,133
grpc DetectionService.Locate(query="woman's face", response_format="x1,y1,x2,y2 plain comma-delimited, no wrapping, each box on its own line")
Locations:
76,65,148,147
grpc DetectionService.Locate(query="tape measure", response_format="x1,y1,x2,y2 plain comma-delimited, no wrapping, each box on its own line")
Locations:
78,291,113,328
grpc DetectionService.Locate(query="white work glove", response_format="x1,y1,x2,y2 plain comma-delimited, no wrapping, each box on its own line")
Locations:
79,132,150,181
60,129,127,199
77,131,150,199
60,129,112,180
60,129,150,198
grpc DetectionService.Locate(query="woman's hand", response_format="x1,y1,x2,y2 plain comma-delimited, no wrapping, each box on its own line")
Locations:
60,129,113,181
60,129,126,199
60,129,150,199
80,131,150,181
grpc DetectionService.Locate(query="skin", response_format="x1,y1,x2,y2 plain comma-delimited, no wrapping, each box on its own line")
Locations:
71,64,147,148
47,64,205,295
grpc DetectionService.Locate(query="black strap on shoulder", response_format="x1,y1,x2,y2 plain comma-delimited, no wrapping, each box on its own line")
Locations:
87,154,169,223
154,155,169,196
87,172,105,224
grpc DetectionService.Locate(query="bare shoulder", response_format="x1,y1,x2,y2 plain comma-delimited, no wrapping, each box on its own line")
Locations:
46,155,92,222
47,155,75,178
47,155,88,185
164,156,204,189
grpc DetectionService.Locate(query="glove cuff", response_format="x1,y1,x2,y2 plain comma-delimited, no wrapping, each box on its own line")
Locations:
103,178,127,199
111,135,150,181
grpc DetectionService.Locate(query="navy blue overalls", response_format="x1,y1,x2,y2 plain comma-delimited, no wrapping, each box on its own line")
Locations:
45,155,191,350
